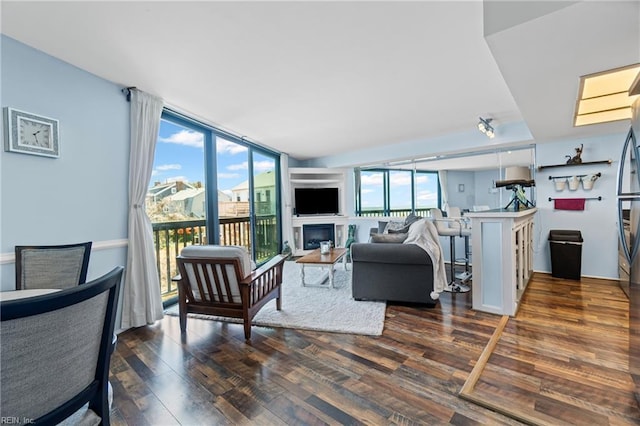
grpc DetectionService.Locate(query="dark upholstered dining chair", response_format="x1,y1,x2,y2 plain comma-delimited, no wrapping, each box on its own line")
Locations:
176,245,286,340
0,266,123,426
15,241,92,290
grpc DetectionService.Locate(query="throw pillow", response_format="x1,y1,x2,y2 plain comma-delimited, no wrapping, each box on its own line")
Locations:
404,213,422,227
377,221,389,234
383,220,406,234
371,233,408,243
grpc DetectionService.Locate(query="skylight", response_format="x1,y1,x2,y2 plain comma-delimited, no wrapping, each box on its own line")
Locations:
574,64,640,126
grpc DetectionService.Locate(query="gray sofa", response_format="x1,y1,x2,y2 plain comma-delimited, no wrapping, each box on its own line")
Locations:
350,233,437,306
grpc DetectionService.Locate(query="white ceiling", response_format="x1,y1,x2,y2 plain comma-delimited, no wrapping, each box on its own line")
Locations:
1,1,638,162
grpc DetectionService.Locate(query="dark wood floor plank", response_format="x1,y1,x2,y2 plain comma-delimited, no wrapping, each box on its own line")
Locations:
465,273,640,425
109,273,639,425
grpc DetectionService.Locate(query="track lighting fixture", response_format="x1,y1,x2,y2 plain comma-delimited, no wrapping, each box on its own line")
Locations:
478,117,495,139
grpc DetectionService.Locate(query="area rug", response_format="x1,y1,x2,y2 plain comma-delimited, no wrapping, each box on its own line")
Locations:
164,261,386,336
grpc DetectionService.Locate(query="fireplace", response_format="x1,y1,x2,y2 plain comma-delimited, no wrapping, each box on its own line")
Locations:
303,224,335,250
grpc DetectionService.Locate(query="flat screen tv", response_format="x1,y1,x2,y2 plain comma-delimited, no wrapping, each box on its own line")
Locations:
295,188,339,215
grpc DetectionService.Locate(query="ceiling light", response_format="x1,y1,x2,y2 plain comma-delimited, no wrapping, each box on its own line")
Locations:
574,63,640,126
478,117,495,139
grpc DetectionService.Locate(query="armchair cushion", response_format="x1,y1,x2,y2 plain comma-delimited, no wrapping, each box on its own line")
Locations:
180,245,253,277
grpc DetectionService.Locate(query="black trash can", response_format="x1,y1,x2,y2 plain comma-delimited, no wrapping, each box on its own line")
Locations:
549,230,583,280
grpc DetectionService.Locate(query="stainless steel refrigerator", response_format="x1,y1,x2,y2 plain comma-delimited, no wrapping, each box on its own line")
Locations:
618,96,640,407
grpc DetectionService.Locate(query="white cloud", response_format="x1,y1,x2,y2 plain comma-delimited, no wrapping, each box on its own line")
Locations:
166,176,189,183
156,164,182,171
218,172,241,179
415,175,429,184
159,130,204,148
416,190,438,201
227,162,248,171
361,189,375,194
389,172,412,186
254,160,275,172
361,172,383,185
217,139,248,155
226,160,274,172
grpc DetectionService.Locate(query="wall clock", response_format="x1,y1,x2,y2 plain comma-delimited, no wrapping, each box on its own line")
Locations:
3,107,60,158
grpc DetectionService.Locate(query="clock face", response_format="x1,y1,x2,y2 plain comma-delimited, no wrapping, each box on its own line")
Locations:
18,118,52,148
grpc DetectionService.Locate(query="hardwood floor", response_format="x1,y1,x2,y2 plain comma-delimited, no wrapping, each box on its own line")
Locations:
109,274,639,425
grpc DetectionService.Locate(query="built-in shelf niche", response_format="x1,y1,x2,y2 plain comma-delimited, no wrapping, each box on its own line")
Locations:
289,167,348,255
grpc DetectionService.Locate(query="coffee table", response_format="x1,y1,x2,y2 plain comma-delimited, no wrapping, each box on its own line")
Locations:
296,248,347,288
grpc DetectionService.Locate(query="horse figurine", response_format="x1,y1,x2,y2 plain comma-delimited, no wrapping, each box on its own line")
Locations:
566,144,583,165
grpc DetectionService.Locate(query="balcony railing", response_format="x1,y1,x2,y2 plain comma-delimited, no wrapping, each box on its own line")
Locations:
152,216,279,304
358,208,434,217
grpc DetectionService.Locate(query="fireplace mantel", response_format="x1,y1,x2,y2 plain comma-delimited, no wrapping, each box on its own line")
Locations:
291,215,349,256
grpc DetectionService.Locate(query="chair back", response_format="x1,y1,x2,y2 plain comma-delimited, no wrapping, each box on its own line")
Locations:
15,242,92,290
448,206,462,218
431,208,461,236
1,266,123,425
177,245,253,305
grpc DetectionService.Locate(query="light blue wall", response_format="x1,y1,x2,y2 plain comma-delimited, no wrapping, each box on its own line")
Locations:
0,36,129,290
534,134,623,279
446,171,476,212
473,169,502,209
303,124,625,280
302,121,533,169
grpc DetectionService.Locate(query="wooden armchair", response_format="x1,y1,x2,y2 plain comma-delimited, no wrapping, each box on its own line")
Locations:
176,245,286,340
15,241,92,290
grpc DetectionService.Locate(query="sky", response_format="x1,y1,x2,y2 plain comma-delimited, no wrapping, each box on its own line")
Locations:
151,119,275,192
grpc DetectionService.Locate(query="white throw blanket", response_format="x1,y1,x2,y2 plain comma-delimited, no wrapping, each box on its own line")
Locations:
403,218,447,299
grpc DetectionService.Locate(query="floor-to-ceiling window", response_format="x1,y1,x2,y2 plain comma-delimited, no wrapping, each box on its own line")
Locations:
149,110,281,303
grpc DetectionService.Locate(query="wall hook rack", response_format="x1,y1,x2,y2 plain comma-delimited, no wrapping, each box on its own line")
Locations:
548,172,601,180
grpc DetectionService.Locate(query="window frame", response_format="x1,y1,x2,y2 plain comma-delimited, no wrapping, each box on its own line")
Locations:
355,167,440,216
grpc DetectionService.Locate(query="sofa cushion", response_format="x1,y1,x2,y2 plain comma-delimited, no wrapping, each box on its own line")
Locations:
383,214,423,234
370,233,408,243
383,220,405,234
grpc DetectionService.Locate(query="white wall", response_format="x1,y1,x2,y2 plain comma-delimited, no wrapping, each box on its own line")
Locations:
0,36,129,289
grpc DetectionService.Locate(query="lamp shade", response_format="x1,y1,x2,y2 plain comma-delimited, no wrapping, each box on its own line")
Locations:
505,166,531,181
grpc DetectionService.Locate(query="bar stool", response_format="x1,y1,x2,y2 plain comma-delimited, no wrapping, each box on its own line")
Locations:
432,208,471,293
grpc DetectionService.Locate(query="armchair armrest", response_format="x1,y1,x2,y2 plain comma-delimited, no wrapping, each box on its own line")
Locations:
241,254,287,285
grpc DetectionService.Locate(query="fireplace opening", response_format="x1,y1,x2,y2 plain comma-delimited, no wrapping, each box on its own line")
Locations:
303,224,335,250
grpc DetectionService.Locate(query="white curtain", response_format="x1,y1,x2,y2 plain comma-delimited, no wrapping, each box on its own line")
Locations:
280,153,294,252
121,89,164,329
438,170,449,214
